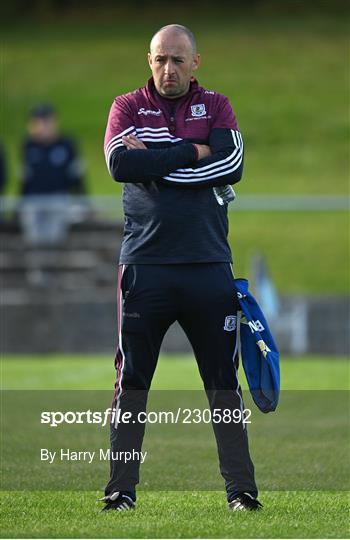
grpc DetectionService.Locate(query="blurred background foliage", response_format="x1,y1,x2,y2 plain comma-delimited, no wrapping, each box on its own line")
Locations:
2,0,349,293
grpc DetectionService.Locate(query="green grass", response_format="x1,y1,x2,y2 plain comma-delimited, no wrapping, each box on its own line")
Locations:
1,354,349,390
1,355,349,538
1,490,348,539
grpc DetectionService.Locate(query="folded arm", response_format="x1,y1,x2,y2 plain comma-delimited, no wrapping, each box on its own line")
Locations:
104,96,243,187
161,128,243,188
106,129,242,187
106,133,199,183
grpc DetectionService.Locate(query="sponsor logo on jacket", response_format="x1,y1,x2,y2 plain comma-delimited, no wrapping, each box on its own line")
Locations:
138,108,162,116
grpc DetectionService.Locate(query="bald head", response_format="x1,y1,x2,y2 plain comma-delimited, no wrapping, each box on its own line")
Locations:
148,24,200,99
150,24,197,55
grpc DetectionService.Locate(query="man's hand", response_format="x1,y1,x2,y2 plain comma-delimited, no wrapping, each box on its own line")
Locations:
194,144,212,160
122,134,147,150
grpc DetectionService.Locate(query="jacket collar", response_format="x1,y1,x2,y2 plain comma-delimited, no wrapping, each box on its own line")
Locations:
145,77,200,109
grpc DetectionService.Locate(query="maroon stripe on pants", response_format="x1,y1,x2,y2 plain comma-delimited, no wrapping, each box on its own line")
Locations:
112,264,125,404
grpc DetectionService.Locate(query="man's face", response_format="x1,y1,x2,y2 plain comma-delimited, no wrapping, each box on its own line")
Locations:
28,116,58,143
148,31,200,99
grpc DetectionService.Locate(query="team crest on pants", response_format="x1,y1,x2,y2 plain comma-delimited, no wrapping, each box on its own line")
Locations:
224,315,237,332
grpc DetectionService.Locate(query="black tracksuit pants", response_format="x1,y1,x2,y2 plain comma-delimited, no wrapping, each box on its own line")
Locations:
105,263,257,501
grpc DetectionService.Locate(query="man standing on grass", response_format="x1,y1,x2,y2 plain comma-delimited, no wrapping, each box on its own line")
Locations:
101,24,262,512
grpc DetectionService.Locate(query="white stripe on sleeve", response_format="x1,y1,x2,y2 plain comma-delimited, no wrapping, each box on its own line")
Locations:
163,130,243,183
105,126,135,153
105,126,136,174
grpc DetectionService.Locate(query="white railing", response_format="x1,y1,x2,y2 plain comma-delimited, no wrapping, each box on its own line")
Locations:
0,194,348,222
229,194,349,212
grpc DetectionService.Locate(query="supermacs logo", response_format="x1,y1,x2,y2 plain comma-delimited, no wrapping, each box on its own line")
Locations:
138,108,162,116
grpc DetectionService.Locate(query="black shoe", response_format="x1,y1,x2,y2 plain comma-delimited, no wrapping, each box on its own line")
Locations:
100,491,136,512
229,492,263,511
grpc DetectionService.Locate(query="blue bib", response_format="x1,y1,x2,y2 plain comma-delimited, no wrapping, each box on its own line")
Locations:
234,278,280,413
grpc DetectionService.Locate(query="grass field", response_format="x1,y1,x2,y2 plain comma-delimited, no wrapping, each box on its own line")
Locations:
1,354,349,390
1,490,348,539
1,354,349,538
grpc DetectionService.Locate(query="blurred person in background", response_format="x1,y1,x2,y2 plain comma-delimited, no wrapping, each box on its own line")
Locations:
251,253,279,321
19,104,87,244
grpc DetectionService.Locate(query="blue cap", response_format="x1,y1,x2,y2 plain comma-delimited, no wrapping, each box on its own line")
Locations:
30,104,56,119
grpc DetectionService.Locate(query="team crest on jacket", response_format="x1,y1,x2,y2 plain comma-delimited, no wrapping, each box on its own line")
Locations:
224,315,237,332
191,104,206,117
